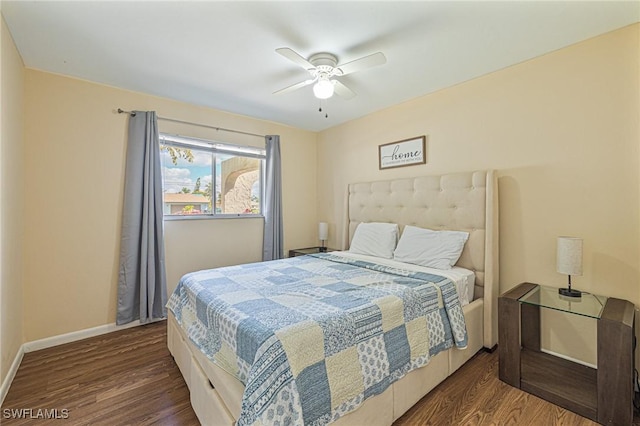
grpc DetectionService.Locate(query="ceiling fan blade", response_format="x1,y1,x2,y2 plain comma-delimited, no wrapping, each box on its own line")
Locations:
273,78,315,95
336,52,386,76
275,47,315,71
333,80,356,99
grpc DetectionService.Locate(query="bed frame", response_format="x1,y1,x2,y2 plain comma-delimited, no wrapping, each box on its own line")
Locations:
168,170,499,425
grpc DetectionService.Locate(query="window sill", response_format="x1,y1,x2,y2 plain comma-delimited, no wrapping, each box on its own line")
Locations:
163,214,265,221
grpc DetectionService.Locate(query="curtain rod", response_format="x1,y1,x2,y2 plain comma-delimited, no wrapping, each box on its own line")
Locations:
117,108,266,139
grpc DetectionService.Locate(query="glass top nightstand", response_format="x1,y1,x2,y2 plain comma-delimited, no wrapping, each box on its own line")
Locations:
288,247,335,257
499,282,635,424
518,284,607,319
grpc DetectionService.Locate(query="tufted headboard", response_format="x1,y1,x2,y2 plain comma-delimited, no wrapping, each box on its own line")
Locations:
343,170,499,348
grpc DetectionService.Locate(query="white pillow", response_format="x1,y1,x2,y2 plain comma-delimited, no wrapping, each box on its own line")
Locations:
393,225,469,270
349,222,398,259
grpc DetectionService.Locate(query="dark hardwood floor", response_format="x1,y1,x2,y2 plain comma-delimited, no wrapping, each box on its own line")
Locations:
2,322,197,425
2,321,638,425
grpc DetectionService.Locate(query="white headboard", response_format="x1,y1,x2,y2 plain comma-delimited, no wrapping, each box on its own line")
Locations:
344,170,499,349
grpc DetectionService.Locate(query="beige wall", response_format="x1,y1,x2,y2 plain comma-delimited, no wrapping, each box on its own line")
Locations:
0,15,25,384
22,71,317,341
317,24,640,363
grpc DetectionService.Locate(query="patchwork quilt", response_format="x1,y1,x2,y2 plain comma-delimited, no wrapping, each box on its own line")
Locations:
167,253,468,426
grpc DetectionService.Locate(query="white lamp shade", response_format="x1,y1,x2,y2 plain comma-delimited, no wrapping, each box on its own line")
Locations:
313,79,334,99
557,236,583,276
318,222,329,240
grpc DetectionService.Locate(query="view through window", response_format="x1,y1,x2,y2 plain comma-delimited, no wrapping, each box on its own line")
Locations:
159,134,265,217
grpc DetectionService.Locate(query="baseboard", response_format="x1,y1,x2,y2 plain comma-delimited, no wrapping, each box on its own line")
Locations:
1,320,146,405
0,345,24,406
23,320,143,353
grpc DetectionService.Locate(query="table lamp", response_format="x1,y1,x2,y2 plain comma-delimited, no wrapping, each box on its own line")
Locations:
557,236,583,298
319,222,328,252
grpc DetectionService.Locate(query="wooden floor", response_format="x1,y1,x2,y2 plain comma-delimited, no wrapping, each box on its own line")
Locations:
2,322,197,425
2,321,638,425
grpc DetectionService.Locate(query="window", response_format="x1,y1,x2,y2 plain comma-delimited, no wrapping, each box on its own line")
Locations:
159,133,265,218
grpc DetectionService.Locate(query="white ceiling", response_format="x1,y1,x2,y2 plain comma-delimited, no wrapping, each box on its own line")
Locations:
2,1,639,132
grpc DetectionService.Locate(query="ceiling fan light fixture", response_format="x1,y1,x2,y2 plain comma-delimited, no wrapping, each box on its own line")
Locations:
313,78,334,99
275,48,385,100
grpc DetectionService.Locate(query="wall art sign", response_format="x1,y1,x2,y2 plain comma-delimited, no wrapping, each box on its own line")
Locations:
378,136,426,170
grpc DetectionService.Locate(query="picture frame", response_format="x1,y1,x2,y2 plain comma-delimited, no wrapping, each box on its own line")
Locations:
378,136,426,170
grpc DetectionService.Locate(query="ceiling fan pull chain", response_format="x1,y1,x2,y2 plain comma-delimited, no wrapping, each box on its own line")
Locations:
317,100,328,118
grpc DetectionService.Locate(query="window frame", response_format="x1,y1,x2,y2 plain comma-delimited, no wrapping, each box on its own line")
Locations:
159,133,266,221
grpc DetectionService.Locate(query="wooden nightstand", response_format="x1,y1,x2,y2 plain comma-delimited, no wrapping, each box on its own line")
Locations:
498,282,635,425
288,247,335,257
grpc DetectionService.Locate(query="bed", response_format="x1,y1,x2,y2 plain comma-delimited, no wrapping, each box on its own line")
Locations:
167,170,499,425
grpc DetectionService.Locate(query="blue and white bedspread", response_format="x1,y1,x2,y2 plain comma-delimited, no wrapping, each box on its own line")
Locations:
167,252,468,426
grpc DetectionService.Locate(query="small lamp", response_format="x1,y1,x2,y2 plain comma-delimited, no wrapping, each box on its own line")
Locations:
318,222,329,252
557,236,583,298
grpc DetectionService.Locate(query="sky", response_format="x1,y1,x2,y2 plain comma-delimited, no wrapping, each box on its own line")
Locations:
160,149,215,194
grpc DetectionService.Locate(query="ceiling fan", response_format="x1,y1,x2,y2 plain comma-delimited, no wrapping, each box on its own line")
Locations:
273,47,386,100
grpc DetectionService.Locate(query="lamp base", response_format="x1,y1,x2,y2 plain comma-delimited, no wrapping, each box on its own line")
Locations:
558,287,582,298
318,246,327,253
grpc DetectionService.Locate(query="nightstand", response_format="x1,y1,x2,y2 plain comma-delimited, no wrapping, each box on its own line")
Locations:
498,282,635,425
288,247,335,257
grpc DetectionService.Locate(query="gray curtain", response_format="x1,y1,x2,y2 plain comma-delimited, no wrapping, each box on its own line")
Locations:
117,111,167,325
263,135,284,261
